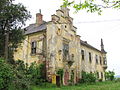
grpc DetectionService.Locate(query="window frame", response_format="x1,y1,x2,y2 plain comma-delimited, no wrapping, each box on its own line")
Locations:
89,52,92,63
81,50,84,60
96,55,98,64
31,41,37,54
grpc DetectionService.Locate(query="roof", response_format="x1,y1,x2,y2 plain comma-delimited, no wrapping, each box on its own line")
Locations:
80,40,102,53
24,21,47,35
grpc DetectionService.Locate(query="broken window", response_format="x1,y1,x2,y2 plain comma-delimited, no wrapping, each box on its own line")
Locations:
89,52,92,63
97,72,99,79
31,41,37,54
63,41,69,61
81,50,84,60
101,72,103,79
96,55,98,64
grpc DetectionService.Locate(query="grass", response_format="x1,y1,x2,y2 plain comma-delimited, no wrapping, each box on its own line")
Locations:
32,81,120,90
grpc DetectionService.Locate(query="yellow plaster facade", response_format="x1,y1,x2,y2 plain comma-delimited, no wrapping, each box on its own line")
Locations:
14,7,107,85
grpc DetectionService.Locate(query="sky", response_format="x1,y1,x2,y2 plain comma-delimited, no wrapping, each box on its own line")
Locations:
15,0,120,75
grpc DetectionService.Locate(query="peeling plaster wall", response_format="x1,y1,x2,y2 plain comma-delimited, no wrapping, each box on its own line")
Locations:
81,45,106,81
14,7,107,83
46,7,81,84
14,32,46,65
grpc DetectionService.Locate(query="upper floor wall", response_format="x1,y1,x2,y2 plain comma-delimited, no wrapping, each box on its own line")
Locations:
80,40,107,73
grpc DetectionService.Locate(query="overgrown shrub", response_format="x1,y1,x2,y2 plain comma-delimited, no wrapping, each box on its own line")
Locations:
12,60,31,90
115,78,120,82
0,58,14,90
80,71,96,83
0,58,47,89
27,62,46,85
105,71,115,81
57,69,64,85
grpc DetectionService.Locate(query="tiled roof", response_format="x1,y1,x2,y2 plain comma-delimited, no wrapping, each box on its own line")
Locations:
24,21,47,35
80,40,102,52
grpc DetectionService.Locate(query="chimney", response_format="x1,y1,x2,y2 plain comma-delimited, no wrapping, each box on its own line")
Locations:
36,9,43,26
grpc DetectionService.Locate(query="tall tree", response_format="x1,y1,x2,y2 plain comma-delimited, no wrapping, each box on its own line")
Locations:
62,0,120,14
0,0,31,62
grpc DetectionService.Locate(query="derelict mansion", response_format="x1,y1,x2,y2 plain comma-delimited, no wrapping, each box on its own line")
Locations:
14,7,107,85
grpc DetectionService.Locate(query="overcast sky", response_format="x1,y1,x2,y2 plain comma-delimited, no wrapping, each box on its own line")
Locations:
15,0,120,75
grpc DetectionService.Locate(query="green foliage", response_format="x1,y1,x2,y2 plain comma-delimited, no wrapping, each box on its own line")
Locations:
12,60,31,90
27,63,46,85
115,78,120,82
62,0,120,14
57,69,64,85
80,71,96,83
0,58,14,90
0,0,31,61
105,71,115,81
0,58,47,89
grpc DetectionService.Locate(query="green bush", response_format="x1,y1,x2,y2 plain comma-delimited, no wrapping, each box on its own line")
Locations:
12,60,31,90
105,71,115,81
0,58,14,90
80,71,96,83
0,58,47,89
27,63,46,85
115,78,120,82
57,69,64,85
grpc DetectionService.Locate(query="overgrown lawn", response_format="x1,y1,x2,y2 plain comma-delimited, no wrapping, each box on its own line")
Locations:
32,81,120,90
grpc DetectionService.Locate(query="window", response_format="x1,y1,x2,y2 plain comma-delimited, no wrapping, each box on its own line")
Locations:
65,25,67,28
97,72,99,78
63,42,69,61
103,57,107,65
81,50,84,60
101,72,103,79
31,41,37,54
100,56,101,64
71,54,74,61
89,52,92,63
96,55,98,64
